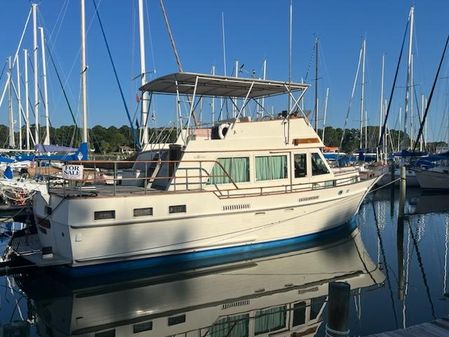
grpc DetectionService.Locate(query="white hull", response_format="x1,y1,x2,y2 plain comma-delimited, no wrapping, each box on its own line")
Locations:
20,229,384,337
31,178,376,268
415,168,449,190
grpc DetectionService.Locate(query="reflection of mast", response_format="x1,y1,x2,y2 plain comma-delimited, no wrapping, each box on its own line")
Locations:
443,215,449,296
372,201,399,327
402,225,411,328
397,217,405,301
408,221,436,319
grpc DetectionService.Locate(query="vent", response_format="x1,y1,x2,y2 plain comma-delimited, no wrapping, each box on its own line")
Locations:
94,210,116,220
222,299,250,310
223,204,250,212
133,207,153,217
169,205,187,214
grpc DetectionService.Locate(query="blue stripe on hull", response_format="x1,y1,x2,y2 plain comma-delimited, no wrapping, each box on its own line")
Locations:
58,219,358,278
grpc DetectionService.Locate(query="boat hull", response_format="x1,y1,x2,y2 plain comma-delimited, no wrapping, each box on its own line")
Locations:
29,177,377,273
415,169,449,190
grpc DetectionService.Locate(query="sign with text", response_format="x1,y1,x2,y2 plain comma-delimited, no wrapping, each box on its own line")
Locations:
62,165,84,180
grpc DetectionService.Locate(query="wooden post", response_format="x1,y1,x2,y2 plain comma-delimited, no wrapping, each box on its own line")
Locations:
398,166,406,219
326,281,350,337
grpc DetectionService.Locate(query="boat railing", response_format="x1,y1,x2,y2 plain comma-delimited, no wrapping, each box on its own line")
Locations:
43,159,359,198
46,159,239,196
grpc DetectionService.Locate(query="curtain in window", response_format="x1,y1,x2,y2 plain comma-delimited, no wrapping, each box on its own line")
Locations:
209,158,249,184
254,306,287,334
209,315,249,337
256,156,287,181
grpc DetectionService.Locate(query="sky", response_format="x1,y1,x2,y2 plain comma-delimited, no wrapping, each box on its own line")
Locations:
1,0,449,142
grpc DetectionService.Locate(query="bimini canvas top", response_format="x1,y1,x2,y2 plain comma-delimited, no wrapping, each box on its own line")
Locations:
140,72,309,98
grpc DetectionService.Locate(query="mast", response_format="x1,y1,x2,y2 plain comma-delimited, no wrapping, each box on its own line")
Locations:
80,0,88,159
32,3,39,145
404,6,414,150
8,57,15,148
16,53,23,149
379,54,385,158
211,65,215,124
39,27,50,145
24,49,30,150
138,0,149,146
260,59,267,118
360,38,366,150
288,0,292,113
322,87,329,144
314,37,319,130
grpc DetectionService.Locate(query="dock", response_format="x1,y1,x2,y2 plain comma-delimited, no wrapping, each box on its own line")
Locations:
366,317,449,336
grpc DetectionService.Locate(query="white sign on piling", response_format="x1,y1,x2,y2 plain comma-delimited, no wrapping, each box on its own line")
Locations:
62,165,84,180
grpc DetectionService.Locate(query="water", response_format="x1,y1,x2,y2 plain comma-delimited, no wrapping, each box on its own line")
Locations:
0,188,448,337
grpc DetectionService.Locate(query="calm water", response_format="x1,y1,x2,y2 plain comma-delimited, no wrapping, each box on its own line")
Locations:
0,188,448,337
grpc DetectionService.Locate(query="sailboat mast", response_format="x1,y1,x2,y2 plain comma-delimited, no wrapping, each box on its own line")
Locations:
379,54,385,147
32,3,39,145
404,6,414,149
360,39,366,149
322,87,329,143
138,0,149,146
80,0,88,158
16,54,23,149
8,57,15,148
39,27,50,145
24,49,30,150
314,38,319,130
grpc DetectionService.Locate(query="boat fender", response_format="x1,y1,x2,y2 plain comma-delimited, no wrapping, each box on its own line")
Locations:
218,123,230,139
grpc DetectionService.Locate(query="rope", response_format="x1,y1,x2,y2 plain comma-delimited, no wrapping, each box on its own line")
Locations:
368,177,401,194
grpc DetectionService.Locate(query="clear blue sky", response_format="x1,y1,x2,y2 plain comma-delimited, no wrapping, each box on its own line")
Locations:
1,0,449,141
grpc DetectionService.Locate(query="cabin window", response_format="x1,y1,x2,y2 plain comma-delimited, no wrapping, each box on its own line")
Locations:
294,154,307,178
133,321,153,333
310,296,326,320
292,302,306,327
209,314,249,337
254,306,287,335
95,330,115,337
168,314,186,326
255,155,287,181
94,210,116,220
209,157,250,184
311,153,329,175
133,207,153,217
169,205,186,214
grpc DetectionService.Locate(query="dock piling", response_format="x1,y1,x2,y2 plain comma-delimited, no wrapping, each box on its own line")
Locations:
398,166,406,219
326,281,350,337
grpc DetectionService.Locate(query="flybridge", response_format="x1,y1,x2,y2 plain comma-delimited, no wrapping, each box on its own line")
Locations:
140,72,309,98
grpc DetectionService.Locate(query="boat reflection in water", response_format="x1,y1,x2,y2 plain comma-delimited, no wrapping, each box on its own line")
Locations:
17,229,384,337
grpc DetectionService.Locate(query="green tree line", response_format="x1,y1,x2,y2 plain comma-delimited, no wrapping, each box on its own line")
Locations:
0,124,446,154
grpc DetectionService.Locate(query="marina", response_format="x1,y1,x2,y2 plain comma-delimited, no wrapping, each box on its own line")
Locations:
1,0,449,336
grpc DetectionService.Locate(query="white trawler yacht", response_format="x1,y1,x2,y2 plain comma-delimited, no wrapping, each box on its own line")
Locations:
10,72,379,273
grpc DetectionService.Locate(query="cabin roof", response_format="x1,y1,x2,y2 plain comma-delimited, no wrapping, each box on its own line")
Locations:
140,72,309,98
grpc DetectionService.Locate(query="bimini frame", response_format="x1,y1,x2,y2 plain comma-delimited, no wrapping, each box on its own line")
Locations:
140,72,310,144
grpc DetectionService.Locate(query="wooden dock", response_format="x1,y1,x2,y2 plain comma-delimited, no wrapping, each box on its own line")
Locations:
366,317,449,336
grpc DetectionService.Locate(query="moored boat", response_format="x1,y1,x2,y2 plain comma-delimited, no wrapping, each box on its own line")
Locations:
7,72,380,274
16,228,384,337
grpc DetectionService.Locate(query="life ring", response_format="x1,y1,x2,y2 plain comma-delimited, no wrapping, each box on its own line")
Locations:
218,123,230,139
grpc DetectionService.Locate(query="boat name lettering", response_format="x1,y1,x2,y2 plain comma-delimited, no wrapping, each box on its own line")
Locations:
298,196,319,203
62,165,84,180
